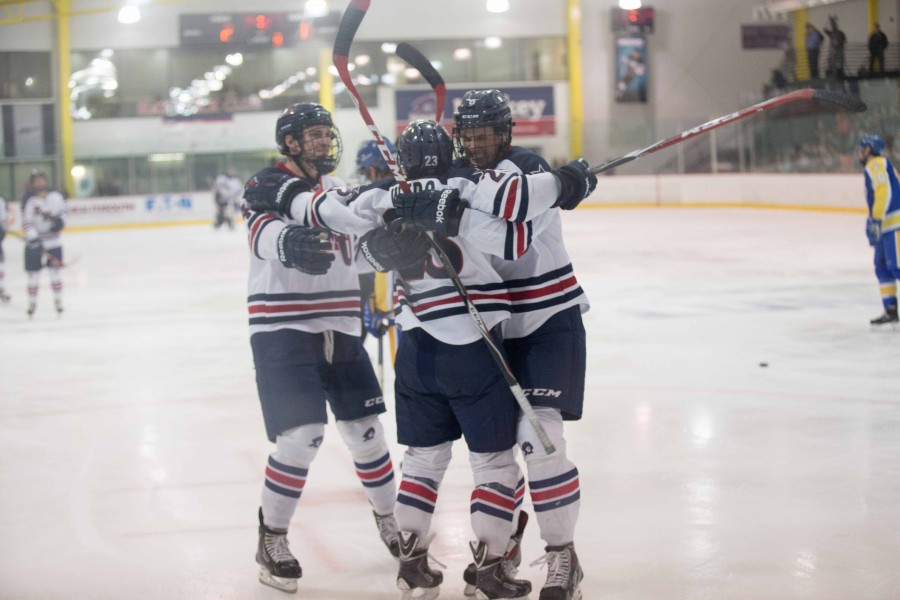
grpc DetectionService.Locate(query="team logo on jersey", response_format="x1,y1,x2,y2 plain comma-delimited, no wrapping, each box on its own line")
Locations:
363,427,376,441
521,441,534,456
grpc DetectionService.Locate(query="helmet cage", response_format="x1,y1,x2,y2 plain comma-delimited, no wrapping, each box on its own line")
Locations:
452,89,514,167
275,103,343,174
397,119,454,180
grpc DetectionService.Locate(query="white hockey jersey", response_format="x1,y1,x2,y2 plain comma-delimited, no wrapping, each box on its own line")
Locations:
0,196,8,234
245,165,362,337
23,191,66,250
453,147,590,339
213,174,244,206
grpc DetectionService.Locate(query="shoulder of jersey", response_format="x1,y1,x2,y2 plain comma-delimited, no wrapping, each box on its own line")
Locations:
507,147,551,173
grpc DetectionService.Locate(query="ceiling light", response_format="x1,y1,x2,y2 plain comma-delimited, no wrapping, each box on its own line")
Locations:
225,53,243,66
618,0,641,8
304,0,328,19
355,54,371,66
381,42,397,53
404,68,420,79
117,6,141,24
485,36,502,49
486,0,510,13
453,47,472,61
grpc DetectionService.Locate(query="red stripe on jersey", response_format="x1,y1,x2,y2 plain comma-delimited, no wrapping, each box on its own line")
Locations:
530,477,579,503
503,177,519,220
409,290,509,313
248,299,360,314
250,213,276,246
507,275,578,302
516,222,526,258
471,487,516,511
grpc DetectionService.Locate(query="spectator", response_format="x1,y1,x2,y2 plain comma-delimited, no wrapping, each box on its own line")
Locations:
806,22,824,79
868,23,889,74
825,15,846,78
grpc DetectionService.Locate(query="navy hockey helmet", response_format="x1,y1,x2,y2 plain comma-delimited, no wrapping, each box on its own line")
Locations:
452,89,515,167
275,102,342,174
859,134,885,156
397,119,453,180
356,138,397,172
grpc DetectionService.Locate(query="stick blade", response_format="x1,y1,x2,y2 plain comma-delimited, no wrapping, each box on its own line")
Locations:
811,89,867,112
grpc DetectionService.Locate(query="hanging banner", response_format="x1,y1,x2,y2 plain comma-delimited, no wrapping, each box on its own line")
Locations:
615,37,648,103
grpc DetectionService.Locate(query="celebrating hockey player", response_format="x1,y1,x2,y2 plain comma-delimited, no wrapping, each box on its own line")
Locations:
241,102,400,593
211,167,243,230
859,133,900,326
451,89,595,600
22,171,67,318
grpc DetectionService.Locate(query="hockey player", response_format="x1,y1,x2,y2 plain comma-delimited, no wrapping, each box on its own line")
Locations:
241,103,401,593
211,167,243,230
451,89,596,600
22,172,66,317
350,138,397,187
859,134,900,326
0,194,10,302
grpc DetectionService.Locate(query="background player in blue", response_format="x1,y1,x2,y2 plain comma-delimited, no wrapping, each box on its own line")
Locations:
859,133,900,326
451,89,596,600
241,103,400,593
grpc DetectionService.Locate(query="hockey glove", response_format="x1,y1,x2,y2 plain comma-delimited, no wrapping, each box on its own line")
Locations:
363,300,394,337
50,216,65,232
359,226,431,273
392,188,466,237
276,225,335,275
244,168,312,218
866,217,882,246
553,158,598,210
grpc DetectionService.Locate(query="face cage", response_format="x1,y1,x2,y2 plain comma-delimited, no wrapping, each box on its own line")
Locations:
452,124,512,169
290,125,343,175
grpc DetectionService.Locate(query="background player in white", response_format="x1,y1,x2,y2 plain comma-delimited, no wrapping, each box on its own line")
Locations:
22,171,67,318
0,194,10,303
451,89,597,600
240,103,400,593
858,134,900,326
211,167,243,230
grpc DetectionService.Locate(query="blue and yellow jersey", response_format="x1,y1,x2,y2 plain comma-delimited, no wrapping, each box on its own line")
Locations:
864,155,900,232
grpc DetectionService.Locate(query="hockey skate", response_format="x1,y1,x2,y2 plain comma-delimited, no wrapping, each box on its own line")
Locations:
256,508,302,593
397,531,443,600
373,510,400,558
464,511,528,596
55,302,64,316
530,543,583,600
26,305,35,319
870,307,899,327
469,540,532,600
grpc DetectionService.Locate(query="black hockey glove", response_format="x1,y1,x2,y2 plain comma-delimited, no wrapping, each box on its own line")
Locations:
553,158,598,210
276,226,335,275
359,226,432,273
50,216,64,232
244,168,312,218
392,188,466,237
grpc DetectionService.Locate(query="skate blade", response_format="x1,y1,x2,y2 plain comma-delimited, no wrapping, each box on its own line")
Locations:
463,582,477,596
475,592,529,600
398,583,440,600
870,322,900,331
259,568,299,594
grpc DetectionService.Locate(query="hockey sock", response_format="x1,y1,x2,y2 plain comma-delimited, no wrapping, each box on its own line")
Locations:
336,415,396,515
469,449,521,557
27,271,39,309
49,267,62,307
261,423,324,530
879,282,897,311
519,408,581,546
395,443,451,542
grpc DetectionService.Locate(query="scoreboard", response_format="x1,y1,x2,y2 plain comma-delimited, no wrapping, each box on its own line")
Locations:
179,12,341,47
611,7,655,34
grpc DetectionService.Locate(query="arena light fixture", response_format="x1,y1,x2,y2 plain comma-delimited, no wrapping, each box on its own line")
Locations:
304,0,329,19
381,42,397,53
117,5,141,24
485,36,502,49
453,47,472,61
486,0,510,13
618,0,642,9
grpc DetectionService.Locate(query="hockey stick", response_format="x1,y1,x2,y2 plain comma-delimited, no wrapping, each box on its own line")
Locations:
334,0,556,454
591,88,867,174
395,42,446,122
7,229,78,268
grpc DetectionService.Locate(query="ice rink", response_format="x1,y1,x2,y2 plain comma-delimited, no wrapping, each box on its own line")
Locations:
1,206,899,600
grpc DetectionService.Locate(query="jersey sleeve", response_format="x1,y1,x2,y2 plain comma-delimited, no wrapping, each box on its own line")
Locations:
865,170,875,214
288,185,380,235
245,208,286,261
455,171,559,223
457,207,555,260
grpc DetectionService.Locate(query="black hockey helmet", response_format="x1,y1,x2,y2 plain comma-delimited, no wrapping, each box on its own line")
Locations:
275,102,342,174
452,89,514,167
397,119,453,180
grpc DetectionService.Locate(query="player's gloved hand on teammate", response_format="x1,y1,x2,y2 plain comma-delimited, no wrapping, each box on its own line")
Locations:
244,168,313,218
362,300,394,337
553,158,598,210
866,217,882,246
276,225,334,275
359,225,431,273
391,188,466,238
50,216,65,232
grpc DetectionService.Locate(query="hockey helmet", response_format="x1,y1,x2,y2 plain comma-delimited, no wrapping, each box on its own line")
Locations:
453,89,514,167
397,119,453,180
355,138,397,173
859,134,885,156
275,103,342,173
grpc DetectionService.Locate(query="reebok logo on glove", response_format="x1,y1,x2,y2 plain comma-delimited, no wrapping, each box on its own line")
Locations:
434,189,454,225
359,239,387,273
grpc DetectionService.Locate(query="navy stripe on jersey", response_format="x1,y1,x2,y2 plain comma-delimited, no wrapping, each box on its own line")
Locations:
395,283,510,322
503,264,574,289
248,212,278,259
502,263,585,313
491,174,529,223
400,280,507,302
503,221,533,260
248,289,362,325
